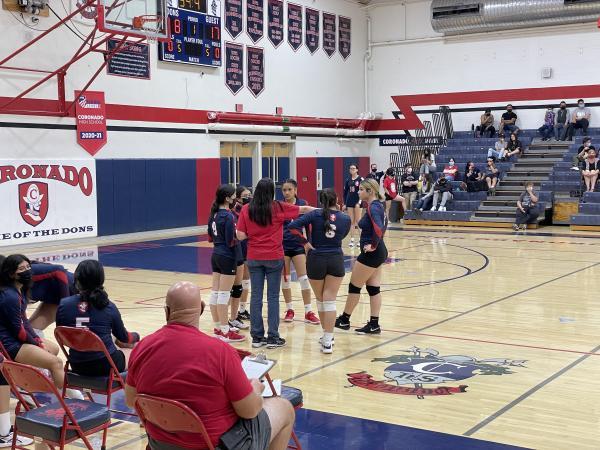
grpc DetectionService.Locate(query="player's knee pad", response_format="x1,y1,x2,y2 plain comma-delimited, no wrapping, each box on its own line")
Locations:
209,291,218,306
241,279,250,290
217,291,230,305
366,285,381,297
322,301,337,312
348,282,361,294
281,277,291,290
230,284,243,299
316,302,325,312
298,275,310,290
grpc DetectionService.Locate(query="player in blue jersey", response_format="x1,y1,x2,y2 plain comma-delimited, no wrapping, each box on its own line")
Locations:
281,179,319,325
229,185,252,329
208,184,245,343
56,259,140,376
29,262,77,331
343,163,364,248
288,188,351,354
336,178,388,335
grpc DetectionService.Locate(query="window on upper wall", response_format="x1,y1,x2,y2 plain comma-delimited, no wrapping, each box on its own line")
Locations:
432,3,481,19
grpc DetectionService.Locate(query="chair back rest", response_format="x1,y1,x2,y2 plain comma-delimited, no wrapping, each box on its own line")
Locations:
54,326,109,354
1,360,58,395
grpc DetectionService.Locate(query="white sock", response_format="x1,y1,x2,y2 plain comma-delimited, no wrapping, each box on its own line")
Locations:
220,325,230,334
323,332,334,345
239,303,247,313
66,388,85,400
0,412,10,436
304,304,312,314
286,303,293,311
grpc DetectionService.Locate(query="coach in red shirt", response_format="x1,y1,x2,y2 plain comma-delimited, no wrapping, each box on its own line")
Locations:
237,178,314,350
125,281,295,450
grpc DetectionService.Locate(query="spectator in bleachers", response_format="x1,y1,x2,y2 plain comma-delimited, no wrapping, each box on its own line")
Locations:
513,182,539,231
537,106,555,141
442,158,459,181
461,161,486,192
400,163,419,210
581,149,599,193
125,281,295,450
555,101,569,141
566,99,591,141
499,104,519,137
571,137,595,171
475,109,495,138
431,177,453,212
415,174,434,212
419,149,436,176
488,136,507,160
485,157,500,195
505,133,522,159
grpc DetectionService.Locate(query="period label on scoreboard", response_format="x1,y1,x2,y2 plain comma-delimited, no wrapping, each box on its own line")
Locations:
339,15,351,60
305,8,319,54
247,46,264,97
107,39,150,79
322,12,336,58
225,42,244,94
267,0,283,47
287,3,302,51
246,0,264,43
225,0,243,38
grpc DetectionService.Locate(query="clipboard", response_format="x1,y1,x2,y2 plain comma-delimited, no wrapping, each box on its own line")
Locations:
241,354,276,380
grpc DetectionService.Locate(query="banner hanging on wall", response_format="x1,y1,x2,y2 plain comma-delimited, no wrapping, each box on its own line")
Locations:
0,160,97,246
74,90,107,156
322,12,336,58
339,16,351,60
247,46,265,97
246,0,264,43
225,42,244,94
225,0,243,38
305,8,319,54
267,0,284,47
287,3,302,51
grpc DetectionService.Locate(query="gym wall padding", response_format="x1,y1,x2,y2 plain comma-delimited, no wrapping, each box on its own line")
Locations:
296,157,318,206
196,158,221,226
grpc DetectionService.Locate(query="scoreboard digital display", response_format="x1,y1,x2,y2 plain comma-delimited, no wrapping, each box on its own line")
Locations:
159,1,221,67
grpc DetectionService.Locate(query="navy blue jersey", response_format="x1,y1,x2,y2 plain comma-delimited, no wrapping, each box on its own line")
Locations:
31,263,76,305
283,198,307,252
0,286,41,358
344,176,363,206
232,202,248,260
56,294,139,363
288,209,351,254
358,201,387,249
208,209,242,261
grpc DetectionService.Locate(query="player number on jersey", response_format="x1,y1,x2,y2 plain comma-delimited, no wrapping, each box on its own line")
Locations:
325,223,337,239
211,221,218,236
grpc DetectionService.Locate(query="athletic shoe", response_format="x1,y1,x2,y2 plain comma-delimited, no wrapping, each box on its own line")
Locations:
512,224,520,231
238,310,251,320
349,238,355,247
266,337,286,349
304,311,320,325
213,328,222,337
519,224,527,231
318,336,335,345
221,330,246,343
284,309,295,322
229,319,249,330
439,206,446,212
335,315,350,330
570,166,580,171
430,206,437,211
252,336,267,348
0,428,33,448
355,322,381,335
321,342,333,354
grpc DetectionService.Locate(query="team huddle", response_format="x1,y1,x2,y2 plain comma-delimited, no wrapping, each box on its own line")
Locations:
208,165,389,354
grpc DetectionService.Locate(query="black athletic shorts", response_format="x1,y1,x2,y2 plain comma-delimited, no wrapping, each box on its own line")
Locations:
306,252,346,280
70,350,126,377
385,193,395,201
284,248,305,258
211,254,237,275
357,242,388,268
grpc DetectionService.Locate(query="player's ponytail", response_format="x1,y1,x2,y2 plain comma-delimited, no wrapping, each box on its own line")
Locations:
74,259,109,309
319,188,338,233
210,184,236,219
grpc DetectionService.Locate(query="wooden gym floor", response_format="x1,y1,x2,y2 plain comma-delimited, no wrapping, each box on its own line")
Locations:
8,224,600,450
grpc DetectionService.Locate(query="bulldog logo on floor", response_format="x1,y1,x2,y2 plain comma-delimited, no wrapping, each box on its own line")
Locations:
347,346,526,399
19,182,49,226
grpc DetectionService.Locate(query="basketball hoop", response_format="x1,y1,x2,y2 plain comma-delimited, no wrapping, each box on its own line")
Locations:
132,15,163,43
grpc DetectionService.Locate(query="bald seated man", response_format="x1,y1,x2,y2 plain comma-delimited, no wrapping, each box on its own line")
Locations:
125,281,295,450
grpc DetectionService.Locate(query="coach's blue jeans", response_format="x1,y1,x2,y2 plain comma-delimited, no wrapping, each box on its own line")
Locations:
248,259,284,339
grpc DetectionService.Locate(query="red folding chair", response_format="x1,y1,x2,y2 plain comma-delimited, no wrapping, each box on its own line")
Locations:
236,349,303,450
1,360,111,450
0,341,11,360
54,326,133,417
135,394,215,450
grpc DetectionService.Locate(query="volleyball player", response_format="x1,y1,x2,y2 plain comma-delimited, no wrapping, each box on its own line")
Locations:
343,163,364,247
288,189,351,353
281,179,319,325
335,178,388,335
207,185,245,343
382,168,407,220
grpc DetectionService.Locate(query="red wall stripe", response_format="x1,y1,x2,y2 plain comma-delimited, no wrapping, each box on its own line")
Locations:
358,157,370,177
334,157,344,205
196,158,221,225
296,157,318,206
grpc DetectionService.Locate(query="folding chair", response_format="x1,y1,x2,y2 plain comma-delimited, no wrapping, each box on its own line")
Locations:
0,341,11,360
1,360,110,450
54,326,133,417
135,394,214,450
236,349,303,450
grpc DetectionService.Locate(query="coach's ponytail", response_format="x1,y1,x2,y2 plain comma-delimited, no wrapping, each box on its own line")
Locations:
74,259,109,309
319,188,338,233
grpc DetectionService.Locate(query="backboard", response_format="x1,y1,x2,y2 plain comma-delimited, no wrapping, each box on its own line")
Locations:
97,0,169,41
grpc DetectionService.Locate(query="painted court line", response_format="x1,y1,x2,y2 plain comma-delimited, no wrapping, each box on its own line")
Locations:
463,342,600,436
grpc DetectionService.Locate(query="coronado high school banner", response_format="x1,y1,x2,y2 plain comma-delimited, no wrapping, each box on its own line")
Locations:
0,160,97,246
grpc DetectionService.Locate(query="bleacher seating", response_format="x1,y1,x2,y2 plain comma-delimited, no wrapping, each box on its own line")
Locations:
570,192,600,227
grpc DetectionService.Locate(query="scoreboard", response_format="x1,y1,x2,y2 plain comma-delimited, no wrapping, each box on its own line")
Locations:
159,0,221,67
